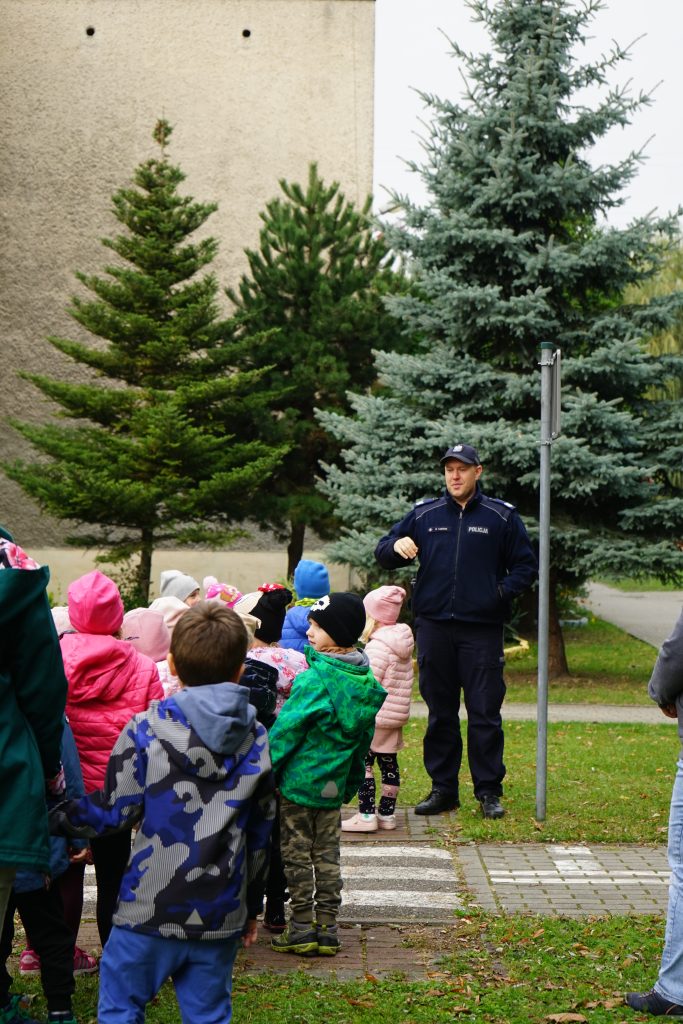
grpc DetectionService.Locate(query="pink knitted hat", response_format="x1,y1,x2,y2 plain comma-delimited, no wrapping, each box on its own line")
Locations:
363,585,406,626
203,575,243,607
122,608,171,663
68,570,124,635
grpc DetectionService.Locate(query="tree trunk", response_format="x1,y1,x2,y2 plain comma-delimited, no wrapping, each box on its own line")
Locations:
138,530,154,605
547,578,569,679
287,521,306,580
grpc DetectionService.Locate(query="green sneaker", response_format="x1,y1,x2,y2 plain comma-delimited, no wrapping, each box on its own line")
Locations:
271,921,318,956
316,923,340,956
0,995,40,1024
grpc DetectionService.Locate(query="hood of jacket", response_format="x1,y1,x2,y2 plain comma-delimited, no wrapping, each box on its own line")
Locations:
0,560,51,627
170,682,256,764
307,647,385,738
368,623,414,661
68,570,124,635
62,633,153,703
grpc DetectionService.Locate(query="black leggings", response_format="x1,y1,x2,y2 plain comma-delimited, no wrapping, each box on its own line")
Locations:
90,830,133,947
358,750,400,816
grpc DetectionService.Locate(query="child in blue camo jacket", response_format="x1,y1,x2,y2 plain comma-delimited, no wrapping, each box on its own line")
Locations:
51,602,275,1024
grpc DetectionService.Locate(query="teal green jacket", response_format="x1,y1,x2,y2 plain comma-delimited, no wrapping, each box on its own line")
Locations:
268,648,386,808
0,528,67,873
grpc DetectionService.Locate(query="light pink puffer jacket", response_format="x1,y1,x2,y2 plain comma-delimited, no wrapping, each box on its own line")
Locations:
62,570,163,793
365,623,415,730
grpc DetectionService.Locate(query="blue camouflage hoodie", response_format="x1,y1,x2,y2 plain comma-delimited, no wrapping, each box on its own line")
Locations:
50,683,275,941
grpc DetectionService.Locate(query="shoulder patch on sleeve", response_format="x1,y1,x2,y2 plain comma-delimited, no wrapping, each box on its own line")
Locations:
481,496,515,522
414,496,439,508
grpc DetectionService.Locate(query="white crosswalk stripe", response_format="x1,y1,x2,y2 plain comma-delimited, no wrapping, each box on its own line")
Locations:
82,844,462,923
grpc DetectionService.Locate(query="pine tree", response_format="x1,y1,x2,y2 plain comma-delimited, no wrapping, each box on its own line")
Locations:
3,121,285,603
319,0,683,676
225,163,409,576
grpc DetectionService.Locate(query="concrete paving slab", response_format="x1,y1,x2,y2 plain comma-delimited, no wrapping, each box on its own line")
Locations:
457,842,670,918
69,829,671,982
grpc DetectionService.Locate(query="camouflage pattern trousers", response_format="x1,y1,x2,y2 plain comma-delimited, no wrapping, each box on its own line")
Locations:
279,796,342,926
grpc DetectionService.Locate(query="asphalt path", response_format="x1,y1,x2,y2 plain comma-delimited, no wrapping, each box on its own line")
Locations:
584,582,683,649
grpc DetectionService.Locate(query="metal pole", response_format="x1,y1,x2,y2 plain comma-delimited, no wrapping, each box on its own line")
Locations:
536,342,554,821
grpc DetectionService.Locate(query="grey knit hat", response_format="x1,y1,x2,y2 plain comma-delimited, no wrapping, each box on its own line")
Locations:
159,569,200,603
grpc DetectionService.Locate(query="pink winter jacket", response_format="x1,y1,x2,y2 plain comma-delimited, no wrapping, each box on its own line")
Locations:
62,632,163,793
365,623,415,731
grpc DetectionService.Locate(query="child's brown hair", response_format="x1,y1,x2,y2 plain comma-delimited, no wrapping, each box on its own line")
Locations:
170,601,248,687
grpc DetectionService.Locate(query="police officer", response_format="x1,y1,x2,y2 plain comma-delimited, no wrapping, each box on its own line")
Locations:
375,444,537,819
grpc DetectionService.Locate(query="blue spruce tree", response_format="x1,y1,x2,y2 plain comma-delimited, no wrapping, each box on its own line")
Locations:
319,0,683,675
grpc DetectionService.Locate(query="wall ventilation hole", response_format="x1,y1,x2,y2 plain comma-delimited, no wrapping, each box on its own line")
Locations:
86,26,95,37
242,29,251,38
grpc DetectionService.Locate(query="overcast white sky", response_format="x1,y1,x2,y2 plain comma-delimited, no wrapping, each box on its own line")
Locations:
373,0,683,227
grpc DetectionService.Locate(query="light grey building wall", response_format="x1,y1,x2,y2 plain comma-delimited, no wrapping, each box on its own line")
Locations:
0,0,375,543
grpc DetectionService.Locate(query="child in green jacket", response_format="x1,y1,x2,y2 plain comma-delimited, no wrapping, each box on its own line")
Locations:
268,592,386,957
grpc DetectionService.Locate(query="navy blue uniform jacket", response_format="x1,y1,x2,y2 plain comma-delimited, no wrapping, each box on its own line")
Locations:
375,486,537,625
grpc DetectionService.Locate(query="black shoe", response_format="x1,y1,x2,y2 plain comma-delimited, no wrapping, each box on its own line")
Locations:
625,988,683,1016
414,789,460,816
479,794,505,819
263,898,286,933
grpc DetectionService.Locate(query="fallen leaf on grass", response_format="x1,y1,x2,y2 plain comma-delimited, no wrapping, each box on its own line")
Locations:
347,999,375,1008
545,1015,588,1023
364,973,378,983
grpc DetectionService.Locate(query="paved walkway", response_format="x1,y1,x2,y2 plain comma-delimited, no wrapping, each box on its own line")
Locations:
411,699,676,724
74,807,671,980
584,582,683,649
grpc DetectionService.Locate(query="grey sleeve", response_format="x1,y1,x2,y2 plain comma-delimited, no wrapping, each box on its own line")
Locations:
648,608,683,706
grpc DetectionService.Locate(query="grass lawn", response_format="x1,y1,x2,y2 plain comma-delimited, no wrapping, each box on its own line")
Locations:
595,575,682,592
21,914,665,1024
395,718,675,843
504,617,656,705
408,617,658,705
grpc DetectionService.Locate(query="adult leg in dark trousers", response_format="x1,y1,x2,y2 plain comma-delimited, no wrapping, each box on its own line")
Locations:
0,886,75,1017
90,830,132,947
416,618,506,804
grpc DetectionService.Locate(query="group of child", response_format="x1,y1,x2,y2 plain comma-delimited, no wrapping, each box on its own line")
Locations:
3,555,416,1024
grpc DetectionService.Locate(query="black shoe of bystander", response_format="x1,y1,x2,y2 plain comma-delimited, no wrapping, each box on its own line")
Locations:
414,789,460,816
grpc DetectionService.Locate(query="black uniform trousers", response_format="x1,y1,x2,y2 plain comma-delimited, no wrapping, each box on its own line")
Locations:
416,617,506,800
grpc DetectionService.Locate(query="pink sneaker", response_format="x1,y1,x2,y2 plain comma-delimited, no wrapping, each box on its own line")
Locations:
341,812,377,833
19,948,41,974
377,812,397,830
73,946,98,975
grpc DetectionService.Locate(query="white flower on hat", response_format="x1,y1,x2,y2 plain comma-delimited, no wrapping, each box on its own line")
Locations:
453,444,463,451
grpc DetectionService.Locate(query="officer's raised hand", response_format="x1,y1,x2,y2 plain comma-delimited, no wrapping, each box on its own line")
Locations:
393,537,418,560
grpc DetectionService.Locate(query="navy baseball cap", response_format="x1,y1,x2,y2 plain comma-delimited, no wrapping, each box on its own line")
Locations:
440,444,481,466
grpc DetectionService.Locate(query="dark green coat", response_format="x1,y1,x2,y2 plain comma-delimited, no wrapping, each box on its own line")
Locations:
268,648,386,808
0,530,67,873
